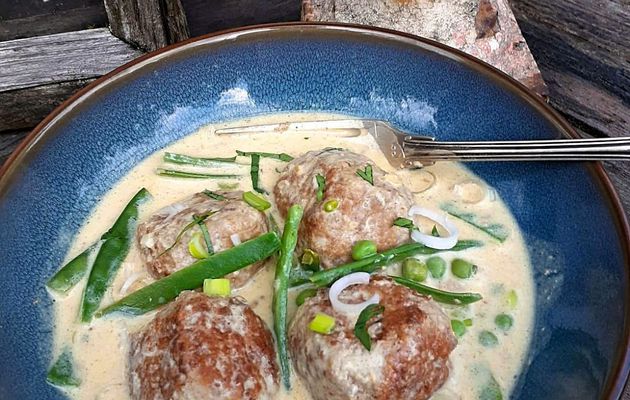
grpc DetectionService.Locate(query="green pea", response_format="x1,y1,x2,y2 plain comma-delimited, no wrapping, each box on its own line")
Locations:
351,240,377,261
451,258,477,279
451,319,466,337
426,256,446,279
323,199,339,212
402,258,428,282
495,313,513,331
295,288,318,306
479,330,499,347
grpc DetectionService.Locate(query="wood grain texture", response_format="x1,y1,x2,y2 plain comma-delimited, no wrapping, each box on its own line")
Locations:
510,0,629,138
0,28,142,92
104,0,189,51
182,0,301,37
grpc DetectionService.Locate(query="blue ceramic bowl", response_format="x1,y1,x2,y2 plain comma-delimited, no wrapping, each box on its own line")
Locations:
0,24,628,399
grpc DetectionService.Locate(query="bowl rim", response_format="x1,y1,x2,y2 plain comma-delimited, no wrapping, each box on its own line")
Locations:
0,22,628,399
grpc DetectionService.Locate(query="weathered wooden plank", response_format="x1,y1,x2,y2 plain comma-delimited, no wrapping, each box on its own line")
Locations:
510,0,629,138
182,0,301,37
0,79,95,132
104,0,189,52
0,2,107,41
302,0,547,95
0,130,29,167
0,28,143,92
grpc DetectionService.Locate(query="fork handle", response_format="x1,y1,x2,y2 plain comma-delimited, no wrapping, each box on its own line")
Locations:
402,136,630,162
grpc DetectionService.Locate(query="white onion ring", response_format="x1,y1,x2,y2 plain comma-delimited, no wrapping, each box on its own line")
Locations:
329,272,380,315
408,206,459,250
230,233,241,246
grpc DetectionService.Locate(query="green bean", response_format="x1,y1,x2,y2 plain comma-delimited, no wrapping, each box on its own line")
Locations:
236,150,294,162
426,256,447,279
80,188,151,322
479,330,499,347
351,240,377,261
450,319,467,337
273,204,304,390
392,276,483,305
46,348,80,387
495,313,513,331
163,152,237,166
402,258,428,282
99,232,280,316
47,244,97,294
308,240,483,287
295,288,318,306
451,258,477,279
289,268,314,287
157,168,240,179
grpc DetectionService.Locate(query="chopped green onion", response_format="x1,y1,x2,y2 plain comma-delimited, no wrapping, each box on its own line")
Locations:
426,256,447,279
273,205,303,390
479,330,499,347
236,150,294,162
243,191,271,211
351,240,377,261
188,233,210,259
356,164,374,185
442,203,509,242
392,276,483,305
99,232,280,316
316,173,326,201
301,249,321,272
295,288,318,306
158,212,215,257
495,313,513,331
393,217,416,230
47,244,96,294
308,312,336,334
202,190,226,201
323,199,339,212
218,182,240,190
47,348,80,387
505,290,518,309
157,168,240,179
463,318,473,327
451,258,477,279
248,153,266,194
80,188,151,322
163,152,237,166
451,319,467,337
354,303,384,350
203,278,231,297
402,258,428,282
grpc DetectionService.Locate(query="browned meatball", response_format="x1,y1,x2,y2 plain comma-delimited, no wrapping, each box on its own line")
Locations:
129,291,279,400
136,191,268,288
274,149,412,268
288,276,456,400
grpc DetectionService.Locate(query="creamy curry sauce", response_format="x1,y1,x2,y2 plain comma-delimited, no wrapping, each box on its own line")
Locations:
49,113,535,400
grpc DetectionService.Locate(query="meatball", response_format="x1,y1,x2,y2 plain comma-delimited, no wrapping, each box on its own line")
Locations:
274,149,412,268
137,191,268,288
129,291,279,400
288,276,456,400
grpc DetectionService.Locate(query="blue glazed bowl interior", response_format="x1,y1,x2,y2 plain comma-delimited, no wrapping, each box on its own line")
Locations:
0,25,627,399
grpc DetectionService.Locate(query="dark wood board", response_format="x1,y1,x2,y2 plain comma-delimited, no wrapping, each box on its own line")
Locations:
0,0,107,41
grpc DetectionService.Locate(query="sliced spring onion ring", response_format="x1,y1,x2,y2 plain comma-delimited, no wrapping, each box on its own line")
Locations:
230,233,241,246
408,206,459,250
329,272,380,315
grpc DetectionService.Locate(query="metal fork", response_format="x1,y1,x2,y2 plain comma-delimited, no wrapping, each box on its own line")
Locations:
214,119,630,168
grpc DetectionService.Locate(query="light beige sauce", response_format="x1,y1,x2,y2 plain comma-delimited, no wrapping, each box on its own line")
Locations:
49,113,535,400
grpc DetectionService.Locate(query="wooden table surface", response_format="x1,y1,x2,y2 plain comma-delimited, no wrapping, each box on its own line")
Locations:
0,0,628,396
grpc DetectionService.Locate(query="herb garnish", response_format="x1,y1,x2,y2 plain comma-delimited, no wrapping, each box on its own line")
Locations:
163,152,237,166
47,348,81,387
431,225,440,237
236,150,294,162
393,217,417,231
202,190,226,201
356,164,374,185
354,303,385,351
441,203,509,242
158,211,216,257
157,168,240,179
249,153,267,194
197,219,214,255
316,174,326,201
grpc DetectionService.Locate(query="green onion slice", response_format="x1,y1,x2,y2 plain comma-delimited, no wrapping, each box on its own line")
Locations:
354,303,385,350
243,191,271,211
203,278,231,297
315,174,326,201
308,312,336,334
393,217,416,231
